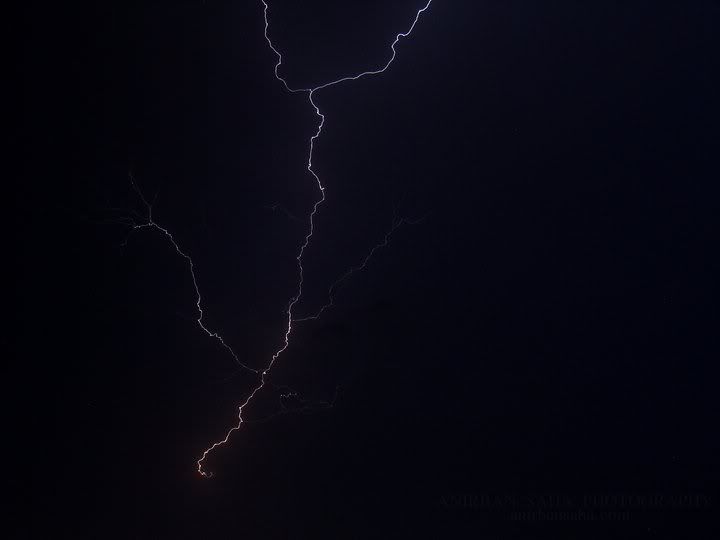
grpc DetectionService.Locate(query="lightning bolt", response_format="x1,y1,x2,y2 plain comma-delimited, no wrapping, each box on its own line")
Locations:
195,0,434,477
126,0,434,478
193,0,434,478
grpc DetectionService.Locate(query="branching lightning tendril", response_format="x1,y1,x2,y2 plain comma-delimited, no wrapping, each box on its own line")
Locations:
127,0,434,478
126,176,258,375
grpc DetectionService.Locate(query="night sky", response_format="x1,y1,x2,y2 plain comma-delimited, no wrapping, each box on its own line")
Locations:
18,0,720,538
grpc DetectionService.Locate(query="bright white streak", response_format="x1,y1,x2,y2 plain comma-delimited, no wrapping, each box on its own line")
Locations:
196,0,433,477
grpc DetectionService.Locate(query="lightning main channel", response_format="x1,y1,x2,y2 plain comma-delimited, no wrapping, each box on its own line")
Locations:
195,0,434,477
